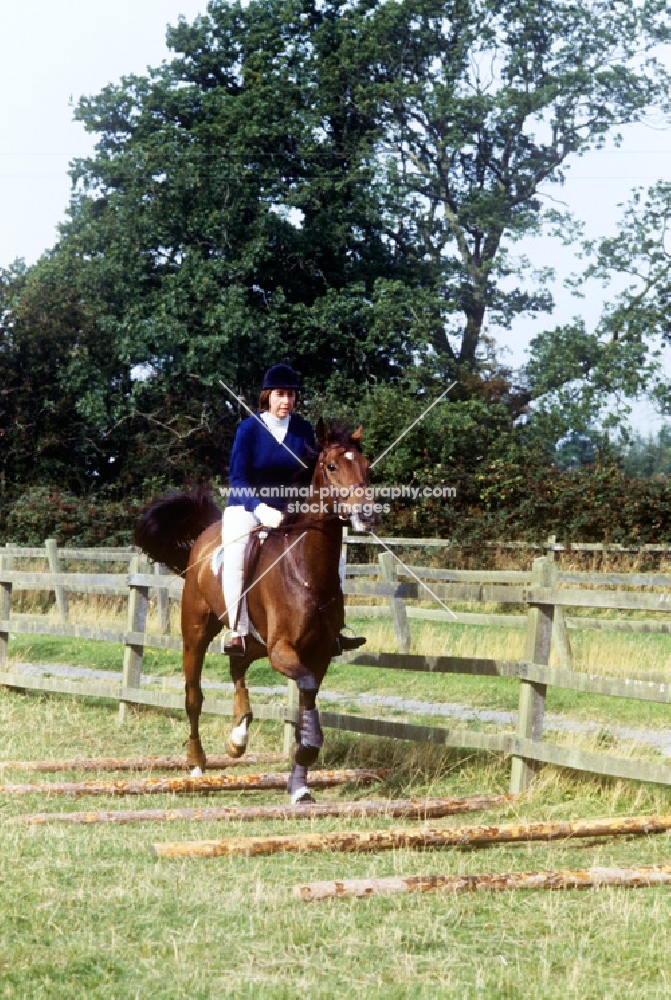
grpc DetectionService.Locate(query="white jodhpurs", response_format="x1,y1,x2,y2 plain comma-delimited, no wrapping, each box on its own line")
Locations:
221,505,259,637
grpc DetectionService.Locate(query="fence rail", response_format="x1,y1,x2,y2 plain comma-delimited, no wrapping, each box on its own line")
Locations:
341,535,671,554
1,538,670,791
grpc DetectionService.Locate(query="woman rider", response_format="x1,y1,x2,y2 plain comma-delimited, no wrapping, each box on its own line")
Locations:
222,363,365,656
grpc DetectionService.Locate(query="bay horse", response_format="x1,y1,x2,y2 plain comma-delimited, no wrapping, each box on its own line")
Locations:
134,420,377,803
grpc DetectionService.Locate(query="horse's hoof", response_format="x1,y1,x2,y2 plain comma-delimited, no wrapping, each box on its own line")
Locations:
190,766,203,778
225,737,247,759
185,737,206,771
226,715,251,759
291,786,315,805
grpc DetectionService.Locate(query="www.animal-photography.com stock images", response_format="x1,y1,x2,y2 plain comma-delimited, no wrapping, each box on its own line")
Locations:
3,2,671,998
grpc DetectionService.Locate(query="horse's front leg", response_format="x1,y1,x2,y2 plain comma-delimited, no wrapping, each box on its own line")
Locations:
270,639,325,804
226,658,254,759
287,686,325,804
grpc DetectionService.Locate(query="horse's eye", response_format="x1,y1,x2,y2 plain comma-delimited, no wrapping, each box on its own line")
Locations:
327,463,337,472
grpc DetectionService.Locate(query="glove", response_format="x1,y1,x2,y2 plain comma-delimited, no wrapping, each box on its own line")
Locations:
255,503,283,529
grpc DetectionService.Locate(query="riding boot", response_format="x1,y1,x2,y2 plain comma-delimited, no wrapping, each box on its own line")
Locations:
331,632,367,657
224,633,246,657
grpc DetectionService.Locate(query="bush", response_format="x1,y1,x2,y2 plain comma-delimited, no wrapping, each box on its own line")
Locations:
2,487,153,546
384,460,671,546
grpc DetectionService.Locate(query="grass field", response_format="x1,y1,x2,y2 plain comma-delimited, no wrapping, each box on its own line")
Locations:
2,605,671,998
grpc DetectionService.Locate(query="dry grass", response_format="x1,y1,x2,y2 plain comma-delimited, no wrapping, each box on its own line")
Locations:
1,689,671,999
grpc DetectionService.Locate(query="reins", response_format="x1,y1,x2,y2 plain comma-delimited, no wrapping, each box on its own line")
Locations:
183,441,367,604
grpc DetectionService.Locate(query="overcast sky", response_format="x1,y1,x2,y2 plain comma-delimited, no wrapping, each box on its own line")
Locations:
1,1,670,431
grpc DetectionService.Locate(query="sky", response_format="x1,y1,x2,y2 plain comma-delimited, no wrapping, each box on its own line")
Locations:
1,0,670,433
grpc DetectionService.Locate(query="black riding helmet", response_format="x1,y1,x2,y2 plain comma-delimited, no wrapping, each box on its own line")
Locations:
262,364,300,390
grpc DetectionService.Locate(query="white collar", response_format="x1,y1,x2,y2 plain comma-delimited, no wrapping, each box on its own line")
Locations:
261,410,290,443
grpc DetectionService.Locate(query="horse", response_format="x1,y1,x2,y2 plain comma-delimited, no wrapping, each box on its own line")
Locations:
133,419,378,803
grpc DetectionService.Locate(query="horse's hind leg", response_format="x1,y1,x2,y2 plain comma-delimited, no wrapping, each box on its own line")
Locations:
226,658,254,758
183,600,220,774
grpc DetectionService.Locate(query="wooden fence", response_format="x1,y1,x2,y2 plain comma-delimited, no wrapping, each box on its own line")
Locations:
1,538,671,792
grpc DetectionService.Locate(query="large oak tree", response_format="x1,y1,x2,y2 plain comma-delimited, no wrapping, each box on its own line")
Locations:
2,0,670,490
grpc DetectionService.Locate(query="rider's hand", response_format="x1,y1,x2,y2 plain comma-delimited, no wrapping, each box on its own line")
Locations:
256,503,283,529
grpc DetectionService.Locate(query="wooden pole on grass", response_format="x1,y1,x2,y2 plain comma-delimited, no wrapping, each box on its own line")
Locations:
295,864,671,902
15,792,517,826
0,767,389,799
0,752,287,774
152,812,671,858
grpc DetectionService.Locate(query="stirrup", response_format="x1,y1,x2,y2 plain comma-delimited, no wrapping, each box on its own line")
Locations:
223,631,246,657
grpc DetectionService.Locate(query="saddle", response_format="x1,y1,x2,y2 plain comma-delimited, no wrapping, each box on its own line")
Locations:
243,529,265,601
211,528,265,636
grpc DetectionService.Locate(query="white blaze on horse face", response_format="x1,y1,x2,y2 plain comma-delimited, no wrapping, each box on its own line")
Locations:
344,451,354,460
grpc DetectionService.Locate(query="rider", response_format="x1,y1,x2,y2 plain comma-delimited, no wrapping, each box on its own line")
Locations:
222,363,365,657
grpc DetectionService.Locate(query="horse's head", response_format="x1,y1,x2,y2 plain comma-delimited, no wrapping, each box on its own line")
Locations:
315,419,380,532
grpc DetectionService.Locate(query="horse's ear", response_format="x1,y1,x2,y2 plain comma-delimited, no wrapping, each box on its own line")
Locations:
315,418,329,447
351,425,363,446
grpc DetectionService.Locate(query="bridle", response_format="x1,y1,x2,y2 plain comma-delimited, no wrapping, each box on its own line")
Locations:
318,444,369,520
278,441,370,609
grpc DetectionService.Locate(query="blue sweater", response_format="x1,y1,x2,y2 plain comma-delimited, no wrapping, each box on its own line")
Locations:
227,413,316,513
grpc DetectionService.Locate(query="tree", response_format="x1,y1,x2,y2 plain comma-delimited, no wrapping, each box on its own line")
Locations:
0,255,124,492
64,0,427,408
622,426,671,478
5,0,670,495
66,0,671,377
522,181,671,446
346,0,671,365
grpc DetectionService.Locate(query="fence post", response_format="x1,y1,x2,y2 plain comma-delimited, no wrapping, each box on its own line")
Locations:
510,556,556,793
155,562,170,634
0,554,12,669
119,555,149,724
546,534,572,668
378,551,411,654
45,538,69,623
283,680,299,756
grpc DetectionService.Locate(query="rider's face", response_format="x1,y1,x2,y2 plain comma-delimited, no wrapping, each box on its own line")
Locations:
268,389,296,419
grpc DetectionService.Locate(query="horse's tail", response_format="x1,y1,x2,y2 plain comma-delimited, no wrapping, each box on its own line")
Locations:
134,489,222,574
